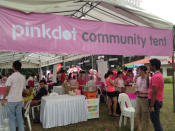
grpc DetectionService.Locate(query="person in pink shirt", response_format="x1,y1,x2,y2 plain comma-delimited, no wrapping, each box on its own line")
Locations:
123,69,134,86
148,59,164,131
106,70,119,117
77,71,87,92
115,71,125,93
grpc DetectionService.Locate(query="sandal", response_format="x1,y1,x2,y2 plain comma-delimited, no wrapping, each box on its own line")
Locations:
108,112,112,116
112,114,120,117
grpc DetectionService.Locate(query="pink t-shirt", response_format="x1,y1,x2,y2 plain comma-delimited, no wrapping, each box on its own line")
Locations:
106,77,115,92
148,72,164,102
123,75,133,86
115,78,125,92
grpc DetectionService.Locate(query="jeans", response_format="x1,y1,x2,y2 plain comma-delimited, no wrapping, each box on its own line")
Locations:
6,101,24,131
148,100,163,131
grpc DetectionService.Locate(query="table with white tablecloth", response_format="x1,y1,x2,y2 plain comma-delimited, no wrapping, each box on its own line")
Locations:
53,86,65,95
40,95,88,128
0,104,8,127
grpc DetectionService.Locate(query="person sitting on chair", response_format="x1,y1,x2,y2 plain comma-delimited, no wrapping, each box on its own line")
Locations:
30,80,48,107
23,80,34,105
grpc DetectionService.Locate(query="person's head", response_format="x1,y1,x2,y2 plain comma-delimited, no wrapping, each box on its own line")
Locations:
40,80,46,88
138,66,147,76
89,76,93,80
80,71,86,78
28,80,34,87
98,77,101,81
31,74,34,77
68,73,72,80
136,67,139,72
149,59,161,72
65,74,68,80
12,61,22,72
104,73,108,79
107,70,113,78
117,71,123,78
127,69,132,76
124,67,128,72
73,76,76,80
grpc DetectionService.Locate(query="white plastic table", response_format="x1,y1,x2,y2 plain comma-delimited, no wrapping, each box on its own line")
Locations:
0,103,7,128
40,95,88,128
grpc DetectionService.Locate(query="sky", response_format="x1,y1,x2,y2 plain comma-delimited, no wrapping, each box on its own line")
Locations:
140,0,175,24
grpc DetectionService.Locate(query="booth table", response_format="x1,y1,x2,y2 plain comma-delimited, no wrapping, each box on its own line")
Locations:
53,86,65,95
40,95,88,128
126,86,137,108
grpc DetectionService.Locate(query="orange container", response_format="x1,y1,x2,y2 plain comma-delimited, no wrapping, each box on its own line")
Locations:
86,92,97,99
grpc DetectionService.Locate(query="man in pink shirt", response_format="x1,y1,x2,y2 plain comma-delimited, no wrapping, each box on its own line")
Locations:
148,59,164,131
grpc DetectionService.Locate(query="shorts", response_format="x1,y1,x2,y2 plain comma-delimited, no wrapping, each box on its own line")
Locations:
107,91,118,98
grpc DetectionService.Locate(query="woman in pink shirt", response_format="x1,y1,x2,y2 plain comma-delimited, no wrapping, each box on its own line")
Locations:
123,69,134,86
106,70,119,117
115,71,125,93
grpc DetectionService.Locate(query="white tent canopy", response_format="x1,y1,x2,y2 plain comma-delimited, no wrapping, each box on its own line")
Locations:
0,52,90,68
0,0,173,68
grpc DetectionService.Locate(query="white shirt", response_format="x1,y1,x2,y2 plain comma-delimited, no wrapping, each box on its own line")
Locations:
136,76,148,97
6,72,26,102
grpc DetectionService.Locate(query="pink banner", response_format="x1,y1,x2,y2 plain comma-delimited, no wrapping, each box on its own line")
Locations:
0,8,173,56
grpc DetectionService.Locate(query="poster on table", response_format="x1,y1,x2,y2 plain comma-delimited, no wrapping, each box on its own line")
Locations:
86,98,99,119
0,7,173,56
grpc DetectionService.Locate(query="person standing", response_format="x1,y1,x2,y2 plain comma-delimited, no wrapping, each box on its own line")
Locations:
135,66,150,131
148,59,164,131
106,70,119,117
1,61,26,131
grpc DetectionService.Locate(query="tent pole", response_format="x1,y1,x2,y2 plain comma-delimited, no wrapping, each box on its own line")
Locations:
91,55,94,69
62,56,65,69
173,26,175,113
173,51,175,112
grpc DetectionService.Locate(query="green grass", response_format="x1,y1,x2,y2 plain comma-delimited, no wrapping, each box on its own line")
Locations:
29,84,175,131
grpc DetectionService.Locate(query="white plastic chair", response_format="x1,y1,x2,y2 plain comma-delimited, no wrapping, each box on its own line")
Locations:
24,100,32,131
118,93,135,131
31,105,40,120
49,92,59,96
2,119,10,131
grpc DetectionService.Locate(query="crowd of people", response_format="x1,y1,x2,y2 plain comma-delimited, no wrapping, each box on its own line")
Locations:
105,59,164,131
0,58,164,131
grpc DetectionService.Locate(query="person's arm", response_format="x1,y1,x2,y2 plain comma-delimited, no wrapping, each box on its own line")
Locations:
149,76,160,112
109,79,115,86
139,91,148,94
149,86,158,112
3,86,10,100
114,79,118,87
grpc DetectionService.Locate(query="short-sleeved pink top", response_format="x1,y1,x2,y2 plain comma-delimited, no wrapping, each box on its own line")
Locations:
106,77,115,92
148,72,164,102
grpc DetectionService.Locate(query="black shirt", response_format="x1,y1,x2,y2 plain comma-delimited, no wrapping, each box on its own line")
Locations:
34,87,48,100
